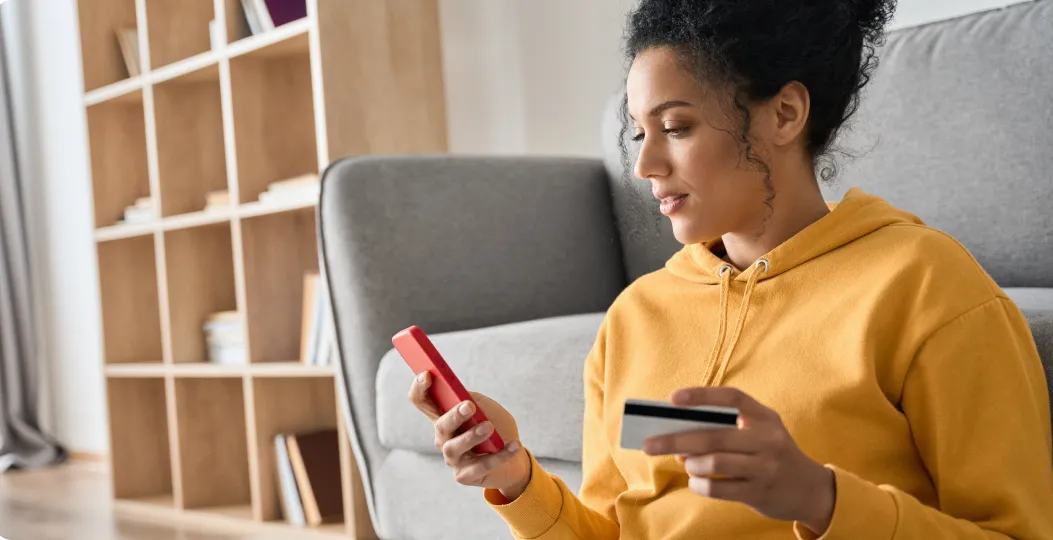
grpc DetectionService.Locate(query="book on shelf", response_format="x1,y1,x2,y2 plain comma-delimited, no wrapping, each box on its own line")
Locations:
116,196,156,225
241,0,265,35
204,189,231,212
252,0,275,31
264,0,308,27
300,273,320,364
287,430,344,526
257,173,320,205
114,28,140,77
316,311,334,368
275,434,306,526
245,0,307,33
299,273,334,366
204,311,246,365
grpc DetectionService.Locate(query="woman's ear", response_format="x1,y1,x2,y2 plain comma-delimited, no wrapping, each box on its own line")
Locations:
769,81,811,148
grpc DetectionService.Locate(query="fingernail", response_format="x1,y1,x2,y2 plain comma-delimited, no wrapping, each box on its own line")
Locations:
459,401,474,415
475,423,492,436
417,372,427,383
506,441,520,453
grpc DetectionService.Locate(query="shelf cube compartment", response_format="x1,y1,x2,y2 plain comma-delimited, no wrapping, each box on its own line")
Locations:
153,65,229,217
144,0,217,69
78,0,141,90
163,222,239,364
250,376,337,522
108,377,174,503
240,207,318,363
86,93,151,228
173,377,252,510
97,235,164,364
229,33,318,204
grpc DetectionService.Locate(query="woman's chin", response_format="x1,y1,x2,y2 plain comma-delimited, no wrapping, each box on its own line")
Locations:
669,218,715,246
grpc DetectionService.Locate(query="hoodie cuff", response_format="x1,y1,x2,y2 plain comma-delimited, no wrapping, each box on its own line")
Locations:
794,465,898,540
484,449,564,538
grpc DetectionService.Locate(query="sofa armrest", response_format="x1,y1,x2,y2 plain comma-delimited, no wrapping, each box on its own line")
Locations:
318,155,626,529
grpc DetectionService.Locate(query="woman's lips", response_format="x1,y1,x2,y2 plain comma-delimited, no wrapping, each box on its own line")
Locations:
659,194,688,215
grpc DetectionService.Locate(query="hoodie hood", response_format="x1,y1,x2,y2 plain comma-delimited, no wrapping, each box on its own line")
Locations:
666,187,925,284
663,187,925,388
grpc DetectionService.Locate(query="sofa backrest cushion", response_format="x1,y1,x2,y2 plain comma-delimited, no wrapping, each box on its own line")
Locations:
824,0,1053,287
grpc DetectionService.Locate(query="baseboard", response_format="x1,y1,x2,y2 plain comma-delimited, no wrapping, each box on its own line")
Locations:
67,451,107,463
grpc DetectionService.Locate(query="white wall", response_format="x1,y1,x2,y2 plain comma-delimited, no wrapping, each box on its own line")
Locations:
5,0,1034,453
440,0,1035,158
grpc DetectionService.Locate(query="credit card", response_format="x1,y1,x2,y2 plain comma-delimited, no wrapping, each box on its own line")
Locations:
619,398,739,451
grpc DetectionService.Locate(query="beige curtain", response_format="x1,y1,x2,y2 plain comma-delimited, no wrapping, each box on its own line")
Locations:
0,12,65,471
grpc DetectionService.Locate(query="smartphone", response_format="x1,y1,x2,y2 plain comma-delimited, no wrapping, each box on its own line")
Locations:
392,325,505,454
620,398,739,451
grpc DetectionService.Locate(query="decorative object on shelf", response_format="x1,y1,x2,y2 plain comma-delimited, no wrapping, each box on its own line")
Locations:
299,272,333,366
263,0,308,28
114,27,140,77
287,430,344,526
116,196,155,225
204,311,246,365
258,173,320,205
203,189,231,212
275,434,306,526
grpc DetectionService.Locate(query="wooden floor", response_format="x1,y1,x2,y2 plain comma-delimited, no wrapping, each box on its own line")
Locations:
0,462,349,540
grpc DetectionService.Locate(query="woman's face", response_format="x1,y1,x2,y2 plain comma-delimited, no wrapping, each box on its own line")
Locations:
627,47,771,245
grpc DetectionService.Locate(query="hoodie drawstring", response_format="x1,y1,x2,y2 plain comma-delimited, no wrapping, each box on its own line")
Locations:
702,258,769,387
699,264,733,386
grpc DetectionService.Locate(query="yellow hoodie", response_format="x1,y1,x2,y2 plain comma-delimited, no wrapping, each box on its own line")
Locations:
485,188,1053,539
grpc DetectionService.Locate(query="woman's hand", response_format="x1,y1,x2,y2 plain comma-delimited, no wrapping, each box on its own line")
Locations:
408,372,532,500
643,387,836,535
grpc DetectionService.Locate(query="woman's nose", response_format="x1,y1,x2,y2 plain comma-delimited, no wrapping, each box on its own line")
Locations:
633,138,671,180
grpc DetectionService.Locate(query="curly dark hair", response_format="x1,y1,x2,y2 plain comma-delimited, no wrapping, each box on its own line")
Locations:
619,0,896,217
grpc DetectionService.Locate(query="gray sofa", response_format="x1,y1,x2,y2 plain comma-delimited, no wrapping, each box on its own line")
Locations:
319,2,1053,538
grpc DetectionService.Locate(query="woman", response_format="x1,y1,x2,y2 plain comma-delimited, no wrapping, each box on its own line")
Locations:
409,0,1053,538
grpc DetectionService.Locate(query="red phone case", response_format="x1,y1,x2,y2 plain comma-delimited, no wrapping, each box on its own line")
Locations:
392,326,505,454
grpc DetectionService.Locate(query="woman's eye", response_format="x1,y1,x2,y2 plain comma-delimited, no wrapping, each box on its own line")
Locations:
663,127,690,138
631,132,645,142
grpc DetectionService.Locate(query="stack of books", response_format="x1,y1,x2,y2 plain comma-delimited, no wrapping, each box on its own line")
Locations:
204,311,246,365
116,196,156,225
258,173,320,205
275,429,344,527
300,273,334,366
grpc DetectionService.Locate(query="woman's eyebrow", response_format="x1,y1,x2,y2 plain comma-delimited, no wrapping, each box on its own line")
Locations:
649,100,694,117
629,100,695,122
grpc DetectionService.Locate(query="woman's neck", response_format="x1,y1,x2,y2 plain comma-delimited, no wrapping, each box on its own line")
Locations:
720,172,830,272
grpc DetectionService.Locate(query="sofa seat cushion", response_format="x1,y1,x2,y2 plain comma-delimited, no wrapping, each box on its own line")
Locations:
376,313,605,462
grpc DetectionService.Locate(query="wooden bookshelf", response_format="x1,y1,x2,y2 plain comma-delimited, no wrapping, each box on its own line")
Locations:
78,0,448,536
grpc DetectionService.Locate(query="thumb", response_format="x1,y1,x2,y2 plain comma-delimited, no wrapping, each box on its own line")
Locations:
669,386,771,423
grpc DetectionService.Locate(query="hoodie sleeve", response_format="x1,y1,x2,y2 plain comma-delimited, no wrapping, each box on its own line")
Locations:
794,297,1053,540
484,318,623,539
